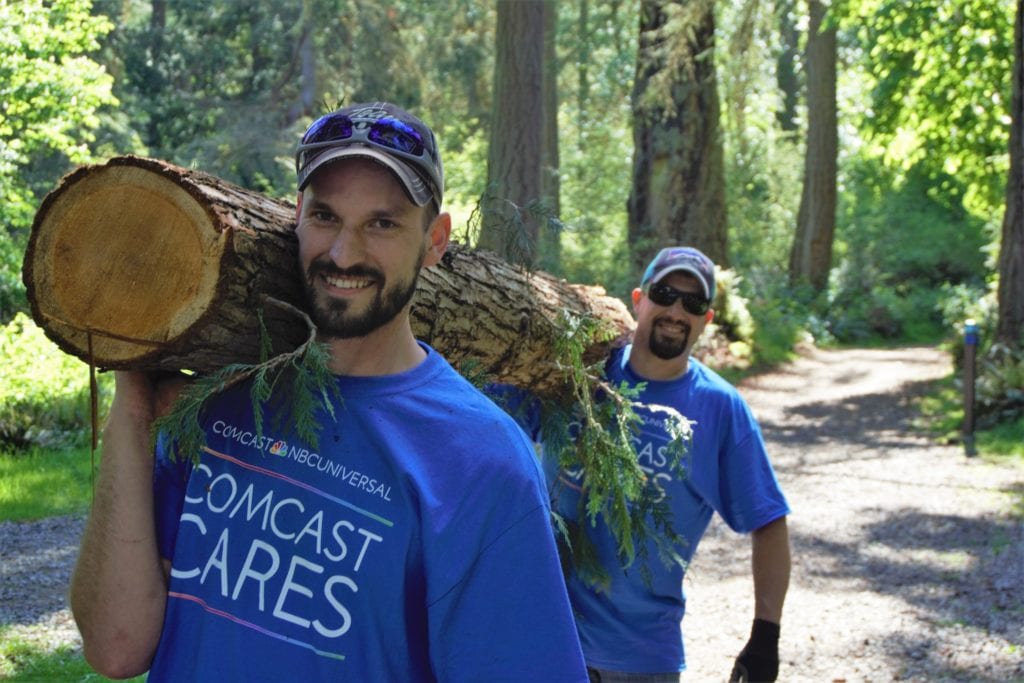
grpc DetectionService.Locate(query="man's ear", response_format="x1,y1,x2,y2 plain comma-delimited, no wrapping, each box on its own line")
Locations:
422,212,452,267
295,193,304,223
631,288,643,312
705,309,715,324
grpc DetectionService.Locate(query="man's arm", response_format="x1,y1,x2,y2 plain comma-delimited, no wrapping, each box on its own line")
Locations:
752,515,790,622
730,515,791,682
69,371,183,678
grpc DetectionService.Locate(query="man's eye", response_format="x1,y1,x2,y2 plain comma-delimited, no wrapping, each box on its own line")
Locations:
371,218,397,230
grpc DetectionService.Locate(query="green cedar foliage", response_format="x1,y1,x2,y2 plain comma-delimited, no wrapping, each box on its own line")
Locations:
152,300,341,464
534,314,691,590
154,300,691,590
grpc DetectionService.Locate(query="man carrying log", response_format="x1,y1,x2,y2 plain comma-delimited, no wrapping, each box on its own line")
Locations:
69,102,588,682
496,247,791,682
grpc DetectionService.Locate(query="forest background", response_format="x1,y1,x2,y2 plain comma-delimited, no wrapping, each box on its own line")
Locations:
1,0,1022,454
3,2,1023,679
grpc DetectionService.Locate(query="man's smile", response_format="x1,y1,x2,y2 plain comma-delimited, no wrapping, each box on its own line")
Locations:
655,318,690,336
323,274,374,290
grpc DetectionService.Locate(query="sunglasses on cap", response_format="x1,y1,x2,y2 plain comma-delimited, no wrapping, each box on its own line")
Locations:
644,282,711,315
295,113,442,201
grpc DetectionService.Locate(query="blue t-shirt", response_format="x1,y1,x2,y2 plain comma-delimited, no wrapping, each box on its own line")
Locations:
150,344,587,682
512,344,790,674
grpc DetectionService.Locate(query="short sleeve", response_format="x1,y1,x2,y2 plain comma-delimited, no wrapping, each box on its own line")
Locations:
426,504,588,682
152,435,192,561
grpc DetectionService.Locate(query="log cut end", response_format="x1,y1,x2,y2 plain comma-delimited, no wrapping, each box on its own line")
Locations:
25,161,228,366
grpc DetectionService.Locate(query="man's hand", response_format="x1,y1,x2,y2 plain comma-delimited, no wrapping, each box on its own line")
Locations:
728,618,780,682
110,370,190,424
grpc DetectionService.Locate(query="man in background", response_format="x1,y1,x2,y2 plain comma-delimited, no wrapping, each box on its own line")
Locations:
520,246,791,682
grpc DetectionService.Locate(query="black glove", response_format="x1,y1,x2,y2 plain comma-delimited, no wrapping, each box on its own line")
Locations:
728,618,780,682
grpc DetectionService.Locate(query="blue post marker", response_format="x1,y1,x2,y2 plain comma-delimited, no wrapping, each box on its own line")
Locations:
963,319,978,457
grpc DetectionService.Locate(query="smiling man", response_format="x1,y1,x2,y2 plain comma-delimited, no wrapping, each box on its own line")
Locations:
546,247,792,683
70,102,588,682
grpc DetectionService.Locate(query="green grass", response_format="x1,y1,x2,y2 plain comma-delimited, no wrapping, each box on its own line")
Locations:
0,447,147,682
975,416,1024,460
915,375,1024,463
0,629,145,682
0,446,96,522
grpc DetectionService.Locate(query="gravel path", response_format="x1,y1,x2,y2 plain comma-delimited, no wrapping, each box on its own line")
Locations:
1,345,1022,681
0,515,84,654
683,346,1024,682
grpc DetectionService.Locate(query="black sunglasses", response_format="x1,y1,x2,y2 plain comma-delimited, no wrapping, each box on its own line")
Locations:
645,282,711,315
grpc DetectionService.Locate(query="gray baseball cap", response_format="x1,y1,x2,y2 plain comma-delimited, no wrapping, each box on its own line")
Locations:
295,102,444,210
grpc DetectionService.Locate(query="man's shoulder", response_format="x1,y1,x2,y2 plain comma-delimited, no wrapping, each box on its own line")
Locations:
419,358,535,445
688,357,734,390
677,358,755,419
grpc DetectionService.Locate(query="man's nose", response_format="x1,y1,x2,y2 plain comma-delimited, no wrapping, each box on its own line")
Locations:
328,226,366,267
666,297,691,315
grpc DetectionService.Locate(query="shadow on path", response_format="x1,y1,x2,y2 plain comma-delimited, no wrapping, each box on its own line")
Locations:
792,503,1024,681
762,377,944,470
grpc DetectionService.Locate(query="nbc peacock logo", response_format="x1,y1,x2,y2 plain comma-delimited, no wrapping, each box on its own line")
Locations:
270,441,287,456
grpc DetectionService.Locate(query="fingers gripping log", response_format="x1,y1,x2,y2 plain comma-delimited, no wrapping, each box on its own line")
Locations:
23,156,634,397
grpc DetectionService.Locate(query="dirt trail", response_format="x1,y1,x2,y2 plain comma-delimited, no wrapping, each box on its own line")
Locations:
682,346,1024,682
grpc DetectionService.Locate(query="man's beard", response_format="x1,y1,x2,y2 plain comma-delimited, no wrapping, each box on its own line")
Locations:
304,260,421,339
647,320,691,360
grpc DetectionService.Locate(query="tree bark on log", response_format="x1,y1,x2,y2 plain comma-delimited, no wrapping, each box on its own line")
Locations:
24,156,634,397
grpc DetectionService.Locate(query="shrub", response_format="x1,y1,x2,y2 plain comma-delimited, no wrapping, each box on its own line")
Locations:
829,158,990,344
732,266,819,366
0,230,29,324
975,343,1024,429
0,313,112,449
692,268,756,369
938,281,999,370
938,283,1024,428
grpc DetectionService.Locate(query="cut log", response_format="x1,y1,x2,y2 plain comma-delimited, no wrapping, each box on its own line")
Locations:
24,156,634,396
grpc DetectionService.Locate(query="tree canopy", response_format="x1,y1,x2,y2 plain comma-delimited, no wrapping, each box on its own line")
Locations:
0,0,1017,354
1,0,115,229
849,0,1014,214
0,0,116,319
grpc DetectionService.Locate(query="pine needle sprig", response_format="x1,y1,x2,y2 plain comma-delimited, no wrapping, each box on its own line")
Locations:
153,297,340,463
541,312,692,590
270,340,341,447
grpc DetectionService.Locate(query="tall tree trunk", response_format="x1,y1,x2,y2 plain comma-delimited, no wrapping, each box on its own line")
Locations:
627,0,729,275
788,0,837,292
997,0,1024,347
287,0,317,124
145,0,167,151
540,0,562,273
775,0,801,134
479,0,547,267
577,0,590,149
